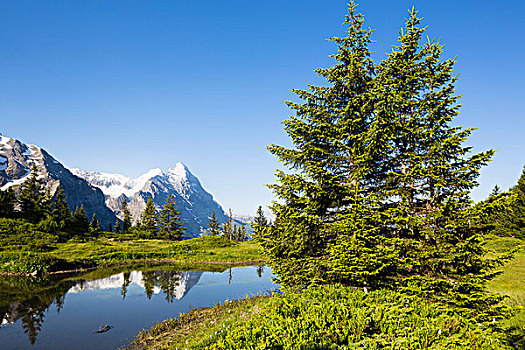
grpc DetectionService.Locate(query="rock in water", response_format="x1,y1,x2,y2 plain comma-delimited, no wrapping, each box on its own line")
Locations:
95,325,111,333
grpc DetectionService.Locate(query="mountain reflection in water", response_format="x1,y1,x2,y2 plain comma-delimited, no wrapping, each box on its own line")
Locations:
0,265,272,348
67,270,203,302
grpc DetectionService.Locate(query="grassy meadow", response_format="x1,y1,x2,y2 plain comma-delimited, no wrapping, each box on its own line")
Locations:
127,234,525,349
0,234,264,275
486,235,525,330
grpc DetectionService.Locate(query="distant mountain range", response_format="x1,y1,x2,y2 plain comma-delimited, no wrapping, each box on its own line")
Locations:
0,133,228,237
72,163,228,238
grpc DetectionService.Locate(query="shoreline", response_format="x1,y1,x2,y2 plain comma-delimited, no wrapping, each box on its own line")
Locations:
0,258,267,277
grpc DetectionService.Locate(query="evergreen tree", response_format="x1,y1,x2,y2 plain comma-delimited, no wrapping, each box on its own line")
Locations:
89,213,101,236
158,195,185,240
490,184,501,197
265,2,506,321
206,210,222,236
0,188,16,218
266,2,376,288
18,164,47,222
121,200,132,233
114,219,121,234
222,209,233,240
109,223,113,233
140,197,158,238
52,186,71,229
252,206,269,240
70,205,90,234
488,166,525,239
239,224,248,242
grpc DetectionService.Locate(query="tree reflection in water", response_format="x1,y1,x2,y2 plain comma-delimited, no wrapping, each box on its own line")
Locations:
0,275,74,345
0,266,204,345
0,265,270,346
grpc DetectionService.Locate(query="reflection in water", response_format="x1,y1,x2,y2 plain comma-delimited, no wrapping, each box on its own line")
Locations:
257,265,264,278
67,270,203,303
0,275,74,345
0,265,269,346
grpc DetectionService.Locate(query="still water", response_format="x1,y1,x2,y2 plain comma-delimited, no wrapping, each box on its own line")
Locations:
0,265,276,349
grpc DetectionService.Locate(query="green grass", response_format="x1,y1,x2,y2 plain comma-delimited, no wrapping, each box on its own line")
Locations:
126,234,525,350
127,294,273,350
0,236,265,274
128,285,511,350
486,234,525,332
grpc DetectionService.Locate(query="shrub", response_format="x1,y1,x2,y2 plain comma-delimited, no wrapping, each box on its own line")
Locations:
207,285,510,349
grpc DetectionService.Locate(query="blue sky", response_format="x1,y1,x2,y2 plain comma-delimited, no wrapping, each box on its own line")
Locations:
1,1,523,214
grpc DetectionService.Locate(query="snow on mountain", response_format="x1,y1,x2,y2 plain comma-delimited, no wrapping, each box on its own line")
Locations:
67,270,203,300
0,133,117,228
0,133,228,236
70,167,163,198
72,163,228,238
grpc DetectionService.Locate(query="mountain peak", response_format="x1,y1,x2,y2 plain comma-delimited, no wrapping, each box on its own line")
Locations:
138,168,164,180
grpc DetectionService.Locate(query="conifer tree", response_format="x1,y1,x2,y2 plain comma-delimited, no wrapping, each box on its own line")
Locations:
252,206,269,240
265,2,506,321
242,225,248,241
206,210,221,236
490,185,501,197
222,209,233,240
121,200,132,233
266,2,376,288
89,213,100,236
71,205,89,234
114,219,121,234
52,186,71,228
158,195,185,240
0,188,16,218
140,197,158,238
19,164,46,222
487,166,525,239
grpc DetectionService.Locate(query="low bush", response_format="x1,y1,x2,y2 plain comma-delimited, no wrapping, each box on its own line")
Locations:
204,285,510,350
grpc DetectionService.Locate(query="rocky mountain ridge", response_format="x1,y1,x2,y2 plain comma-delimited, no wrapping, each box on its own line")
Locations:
0,133,228,237
71,163,228,238
0,134,116,228
0,134,228,236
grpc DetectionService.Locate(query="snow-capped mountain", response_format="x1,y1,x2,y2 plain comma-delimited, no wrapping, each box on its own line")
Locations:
0,133,228,237
67,270,203,300
72,163,228,238
0,134,116,228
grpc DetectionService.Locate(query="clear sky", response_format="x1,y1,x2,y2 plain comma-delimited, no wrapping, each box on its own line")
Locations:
1,1,523,215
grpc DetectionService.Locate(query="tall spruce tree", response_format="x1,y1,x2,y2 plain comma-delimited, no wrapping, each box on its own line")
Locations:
71,205,89,234
89,213,101,236
114,219,121,234
265,2,507,321
206,210,221,236
266,2,376,288
121,200,132,233
0,188,16,218
19,164,47,222
487,166,525,239
158,195,185,240
240,224,247,241
252,206,269,240
140,197,158,237
222,209,233,240
52,186,71,229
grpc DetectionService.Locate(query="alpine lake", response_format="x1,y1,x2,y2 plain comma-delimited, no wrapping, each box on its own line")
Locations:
0,264,277,349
